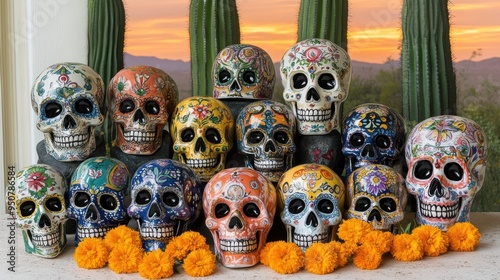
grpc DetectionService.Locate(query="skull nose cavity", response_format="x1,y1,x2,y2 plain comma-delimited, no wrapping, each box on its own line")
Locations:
38,213,52,228
63,115,77,129
133,109,146,125
148,201,161,218
265,140,276,152
229,216,243,230
230,80,241,91
361,144,376,158
429,178,445,198
306,88,320,101
85,204,99,222
368,209,382,222
306,212,319,227
195,138,206,152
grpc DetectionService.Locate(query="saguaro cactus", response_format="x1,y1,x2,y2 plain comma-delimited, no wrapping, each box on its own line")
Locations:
401,0,456,123
189,0,241,97
297,0,348,51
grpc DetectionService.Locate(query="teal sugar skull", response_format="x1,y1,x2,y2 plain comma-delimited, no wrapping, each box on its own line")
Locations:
14,164,68,258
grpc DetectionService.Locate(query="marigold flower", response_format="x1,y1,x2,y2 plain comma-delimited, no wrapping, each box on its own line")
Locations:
304,242,338,274
108,243,144,273
412,225,449,256
268,242,304,274
447,222,481,252
165,236,189,261
104,225,142,251
73,238,109,269
337,219,374,245
391,233,424,261
353,244,383,270
260,241,284,266
182,249,217,277
178,231,211,252
361,230,393,254
139,249,174,279
330,241,354,268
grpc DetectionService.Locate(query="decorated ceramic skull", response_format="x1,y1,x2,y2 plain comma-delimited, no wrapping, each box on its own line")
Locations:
14,164,67,258
280,38,351,135
277,164,345,251
212,44,275,99
108,65,178,155
170,97,234,182
204,167,276,268
236,100,296,182
345,164,407,231
128,159,202,251
68,157,129,245
342,103,406,177
405,115,488,230
31,63,104,161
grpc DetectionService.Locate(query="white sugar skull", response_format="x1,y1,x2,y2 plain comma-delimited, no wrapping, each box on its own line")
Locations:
345,164,407,231
68,157,129,245
342,103,406,178
213,44,275,99
236,100,297,182
31,63,104,161
109,65,178,155
14,164,67,258
128,159,203,252
280,38,351,135
203,167,276,268
277,164,345,251
170,97,234,182
406,115,488,230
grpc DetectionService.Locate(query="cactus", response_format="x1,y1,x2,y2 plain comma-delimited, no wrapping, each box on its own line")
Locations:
189,0,241,97
297,0,348,51
401,0,456,123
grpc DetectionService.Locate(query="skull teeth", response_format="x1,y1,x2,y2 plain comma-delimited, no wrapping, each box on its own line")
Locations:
123,130,156,143
53,133,89,148
140,226,173,240
219,238,258,254
292,232,329,250
253,158,285,171
77,226,113,239
186,158,217,169
419,201,460,219
296,108,331,122
32,231,60,247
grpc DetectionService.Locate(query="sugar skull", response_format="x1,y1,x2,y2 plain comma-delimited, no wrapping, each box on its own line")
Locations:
406,115,488,230
345,164,407,231
170,97,234,182
277,164,345,251
128,159,202,251
68,157,129,245
31,63,104,161
109,65,178,155
280,38,351,135
14,164,67,258
204,167,276,267
236,100,297,182
342,103,406,177
212,44,275,100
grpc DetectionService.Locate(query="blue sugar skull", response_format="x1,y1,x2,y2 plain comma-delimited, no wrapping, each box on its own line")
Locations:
341,103,406,178
127,159,202,252
68,157,129,245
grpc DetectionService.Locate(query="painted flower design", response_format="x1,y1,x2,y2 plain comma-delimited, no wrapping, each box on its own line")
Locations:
192,104,210,119
304,47,323,63
112,166,128,189
27,172,46,192
154,77,166,90
133,73,151,96
424,119,460,143
364,170,388,196
116,76,132,93
89,168,103,179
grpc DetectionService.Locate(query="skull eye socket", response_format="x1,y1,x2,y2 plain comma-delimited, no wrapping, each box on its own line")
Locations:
288,199,305,214
218,69,231,84
75,98,94,114
243,202,260,218
44,102,63,118
20,200,36,217
119,99,135,113
318,199,334,214
45,197,62,212
292,73,308,89
242,70,257,85
206,128,221,144
274,131,289,144
99,194,118,211
248,131,265,144
145,100,160,115
354,197,371,212
380,197,397,213
349,133,365,147
215,203,230,218
74,192,91,208
163,192,179,207
414,160,433,180
444,162,464,181
375,135,391,149
136,190,152,205
181,128,195,142
318,73,336,90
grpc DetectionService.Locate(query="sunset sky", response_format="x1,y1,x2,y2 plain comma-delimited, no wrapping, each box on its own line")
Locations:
123,0,500,63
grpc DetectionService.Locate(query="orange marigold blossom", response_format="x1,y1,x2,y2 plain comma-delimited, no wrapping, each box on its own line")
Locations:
337,219,374,245
104,225,142,251
353,244,383,270
391,233,424,261
108,243,144,274
447,222,481,252
165,236,189,260
139,249,174,279
268,242,304,274
361,230,393,253
73,238,109,269
260,241,285,266
182,249,217,277
412,225,449,257
304,242,338,274
178,231,210,252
